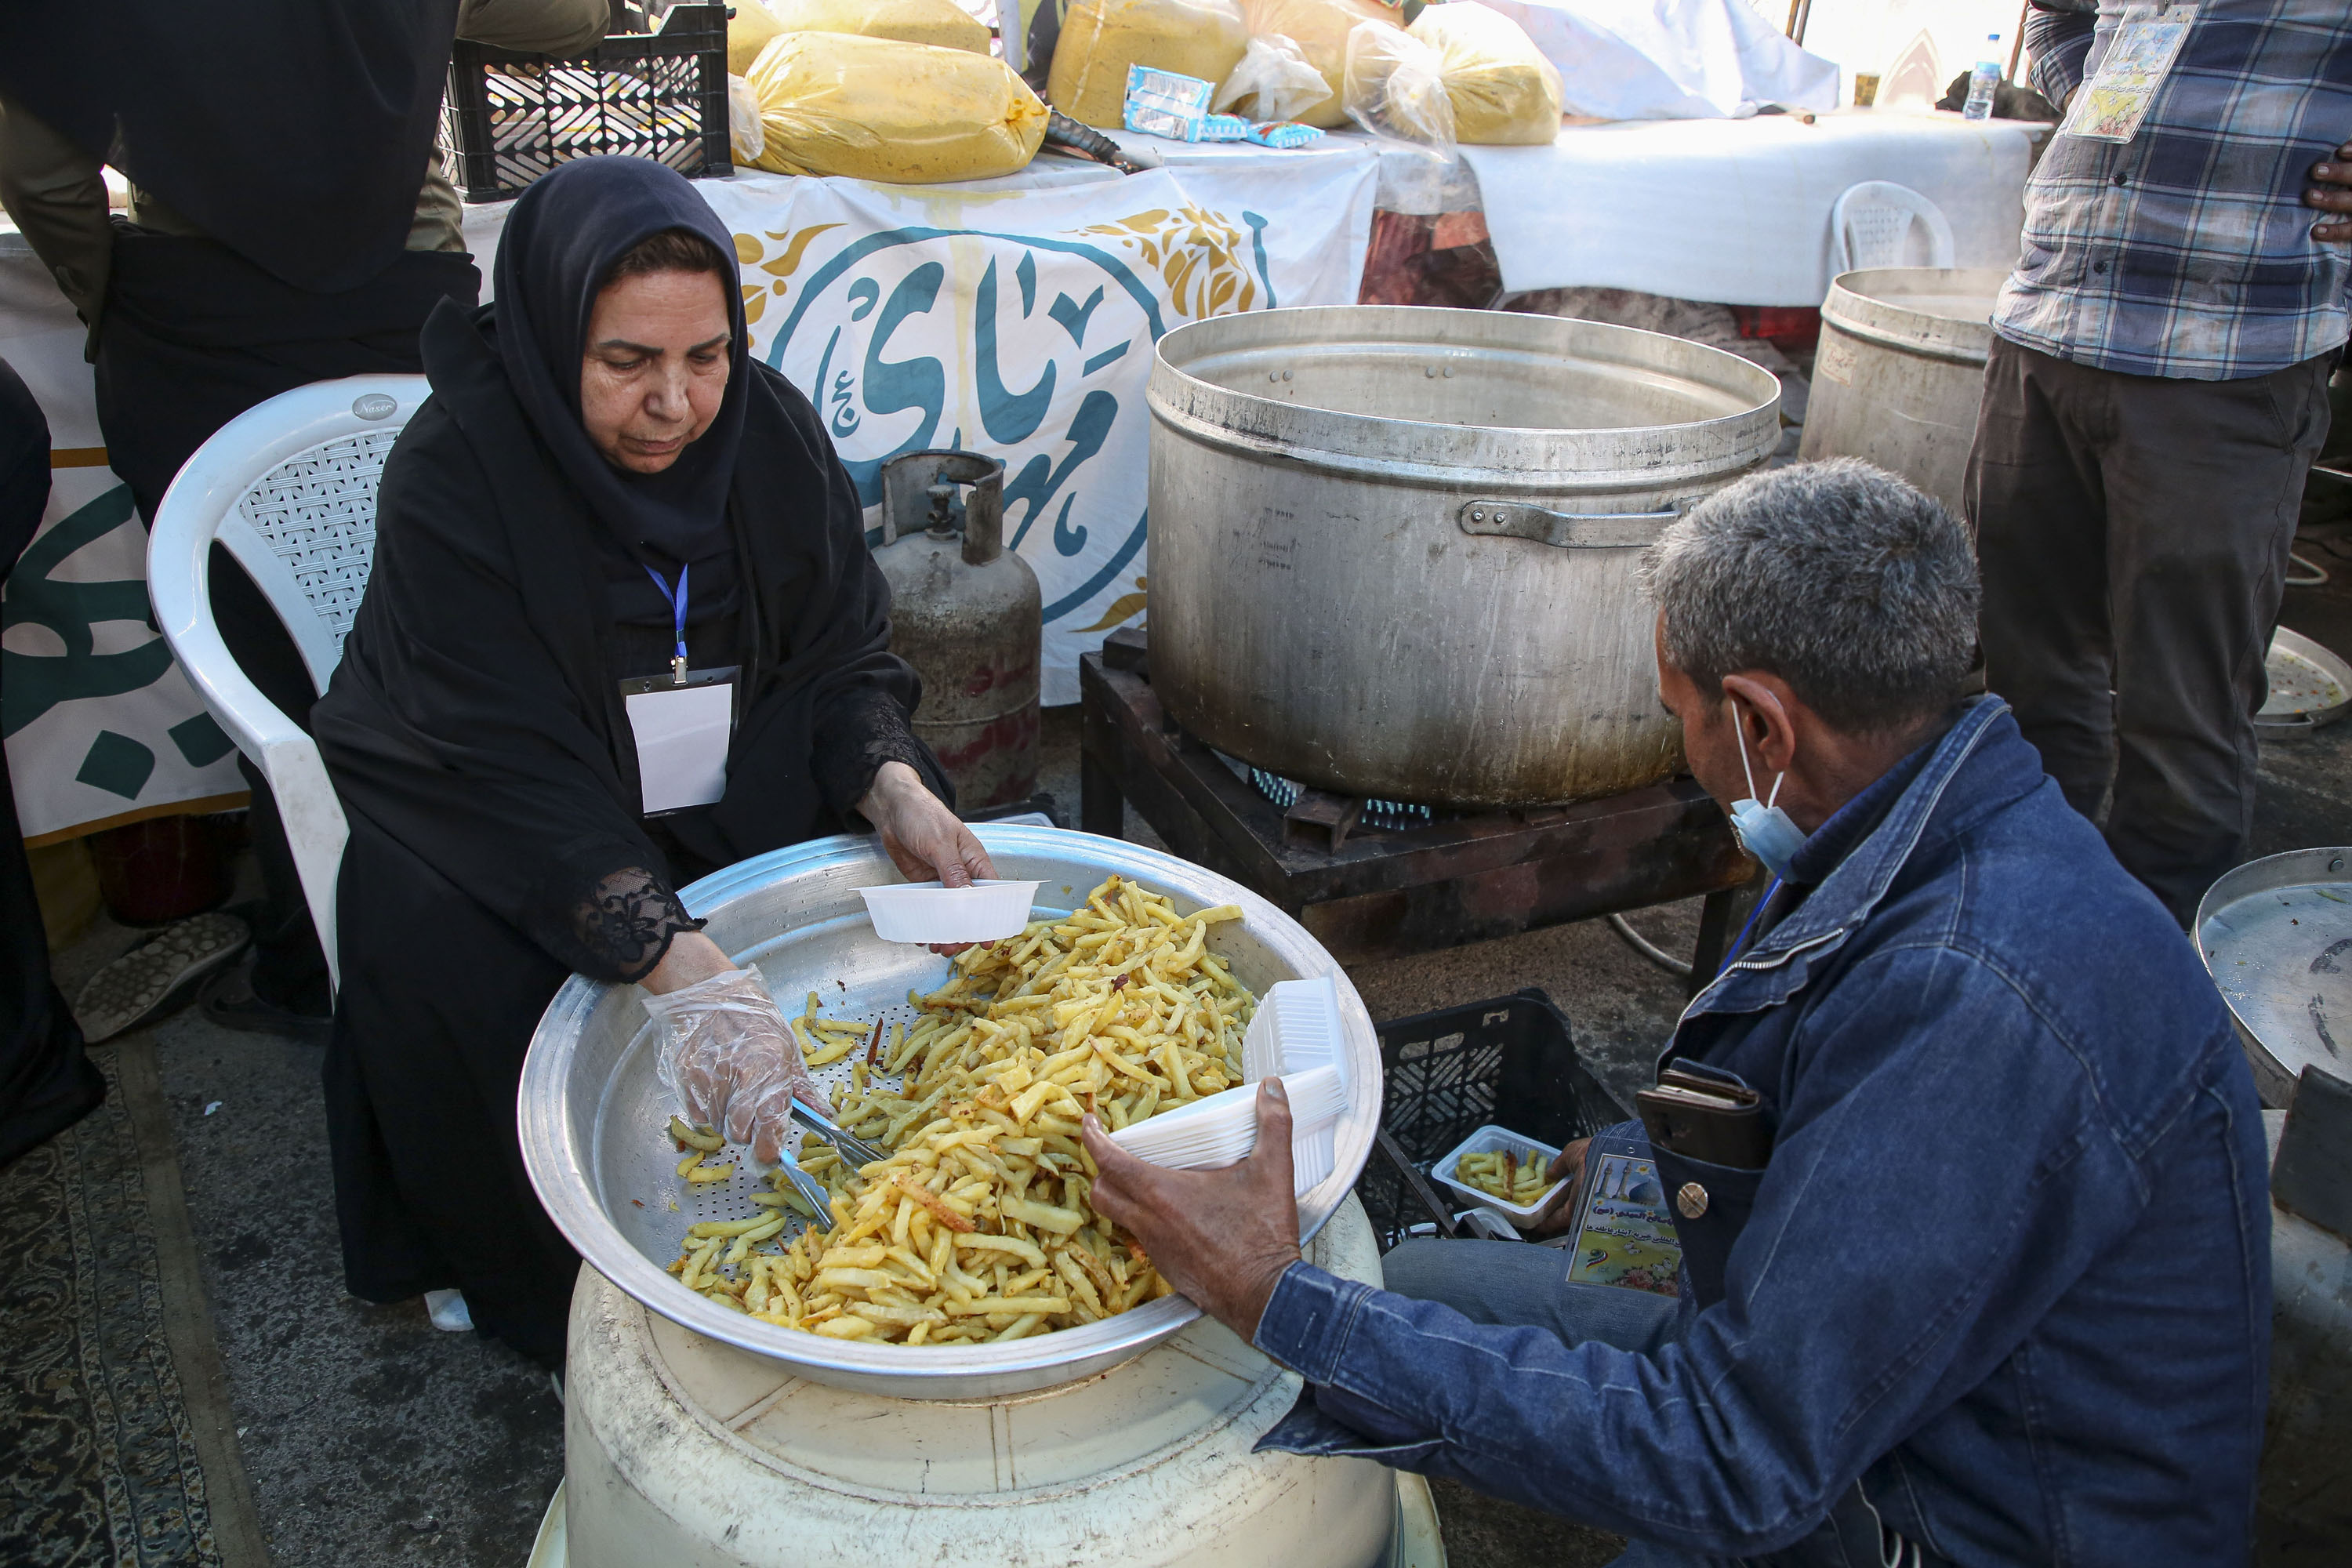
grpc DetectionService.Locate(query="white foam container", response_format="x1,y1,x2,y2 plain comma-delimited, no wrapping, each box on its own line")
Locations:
1433,1124,1570,1229
855,879,1042,944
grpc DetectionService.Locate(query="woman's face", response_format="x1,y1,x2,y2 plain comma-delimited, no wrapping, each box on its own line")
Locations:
579,268,731,474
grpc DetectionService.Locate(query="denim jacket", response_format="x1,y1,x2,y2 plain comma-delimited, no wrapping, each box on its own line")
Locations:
1255,699,2270,1565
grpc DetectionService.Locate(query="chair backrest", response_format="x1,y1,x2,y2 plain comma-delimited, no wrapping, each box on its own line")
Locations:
1828,180,1957,276
148,374,430,989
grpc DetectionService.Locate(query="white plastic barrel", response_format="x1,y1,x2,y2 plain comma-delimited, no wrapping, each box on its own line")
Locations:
557,1195,1441,1568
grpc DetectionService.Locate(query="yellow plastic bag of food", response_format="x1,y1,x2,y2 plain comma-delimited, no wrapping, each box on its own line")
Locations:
1407,0,1560,145
1047,0,1249,128
728,0,789,75
746,33,1047,183
763,0,991,55
1233,0,1399,128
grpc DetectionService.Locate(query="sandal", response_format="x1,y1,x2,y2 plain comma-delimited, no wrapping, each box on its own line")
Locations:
72,911,250,1044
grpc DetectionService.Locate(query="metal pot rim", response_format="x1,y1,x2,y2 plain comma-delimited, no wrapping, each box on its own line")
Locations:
1149,304,1781,492
1819,267,2008,368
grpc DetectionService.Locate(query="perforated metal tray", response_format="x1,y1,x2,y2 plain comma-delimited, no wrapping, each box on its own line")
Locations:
517,824,1383,1400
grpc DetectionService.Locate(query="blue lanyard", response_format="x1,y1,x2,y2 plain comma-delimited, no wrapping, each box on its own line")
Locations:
1719,873,1784,977
644,563,689,682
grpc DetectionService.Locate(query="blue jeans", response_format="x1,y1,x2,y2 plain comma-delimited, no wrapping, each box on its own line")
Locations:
1377,1240,1696,1566
1380,1238,1680,1353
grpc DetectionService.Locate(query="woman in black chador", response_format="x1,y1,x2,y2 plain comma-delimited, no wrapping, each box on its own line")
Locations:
314,157,990,1366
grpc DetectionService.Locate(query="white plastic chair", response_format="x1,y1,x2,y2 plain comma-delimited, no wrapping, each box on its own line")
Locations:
1828,181,1957,275
147,374,429,992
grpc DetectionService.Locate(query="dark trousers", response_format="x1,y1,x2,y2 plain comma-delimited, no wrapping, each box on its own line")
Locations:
1965,337,2335,924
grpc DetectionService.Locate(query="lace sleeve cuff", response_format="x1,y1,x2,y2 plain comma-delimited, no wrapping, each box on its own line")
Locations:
561,865,704,983
811,683,953,818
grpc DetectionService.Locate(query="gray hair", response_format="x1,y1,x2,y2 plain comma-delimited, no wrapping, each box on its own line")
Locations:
1640,459,1979,732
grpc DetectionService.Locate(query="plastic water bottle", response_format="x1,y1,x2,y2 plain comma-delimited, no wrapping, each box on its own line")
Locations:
1963,35,2002,121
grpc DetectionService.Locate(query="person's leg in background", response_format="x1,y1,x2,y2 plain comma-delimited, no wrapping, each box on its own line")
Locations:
201,556,333,1033
2095,351,2335,923
1968,338,2122,822
103,409,333,1039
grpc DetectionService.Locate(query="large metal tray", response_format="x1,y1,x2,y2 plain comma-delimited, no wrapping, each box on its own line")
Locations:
2195,846,2352,1107
2256,626,2352,734
518,824,1383,1401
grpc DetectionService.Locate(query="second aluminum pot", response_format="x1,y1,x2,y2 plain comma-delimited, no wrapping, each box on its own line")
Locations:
1147,306,1781,808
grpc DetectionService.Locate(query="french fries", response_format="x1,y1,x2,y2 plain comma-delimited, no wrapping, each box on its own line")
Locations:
1457,1148,1556,1207
663,875,1255,1345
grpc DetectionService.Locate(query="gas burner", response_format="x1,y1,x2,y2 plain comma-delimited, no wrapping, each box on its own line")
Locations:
1236,760,1438,835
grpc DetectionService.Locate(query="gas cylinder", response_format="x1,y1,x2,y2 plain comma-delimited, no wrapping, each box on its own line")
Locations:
873,452,1042,811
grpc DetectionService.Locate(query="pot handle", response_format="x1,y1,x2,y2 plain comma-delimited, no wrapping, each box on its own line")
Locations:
1458,499,1679,549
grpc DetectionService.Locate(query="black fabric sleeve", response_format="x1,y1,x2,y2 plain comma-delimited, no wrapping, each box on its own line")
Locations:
717,363,955,843
811,681,949,819
316,401,686,985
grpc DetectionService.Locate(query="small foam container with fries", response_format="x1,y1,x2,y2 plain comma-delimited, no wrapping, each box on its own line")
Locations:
518,824,1385,1401
1434,1124,1573,1229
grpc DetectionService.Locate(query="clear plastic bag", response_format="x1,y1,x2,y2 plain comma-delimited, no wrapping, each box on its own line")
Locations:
747,31,1047,182
727,72,767,164
1407,0,1561,146
1342,17,1455,151
1214,34,1332,125
763,0,991,55
1236,0,1399,128
727,0,787,74
1047,0,1250,128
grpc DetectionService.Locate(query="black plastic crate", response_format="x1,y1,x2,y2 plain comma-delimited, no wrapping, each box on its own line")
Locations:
1354,989,1631,1251
443,4,730,204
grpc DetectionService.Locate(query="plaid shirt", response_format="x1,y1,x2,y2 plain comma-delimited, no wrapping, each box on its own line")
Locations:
1991,0,2352,380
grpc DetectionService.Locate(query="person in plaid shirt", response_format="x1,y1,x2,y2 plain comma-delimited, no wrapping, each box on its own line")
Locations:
1966,0,2352,925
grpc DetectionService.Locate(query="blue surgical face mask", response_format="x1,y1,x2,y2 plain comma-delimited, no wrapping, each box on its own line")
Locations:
1727,705,1806,876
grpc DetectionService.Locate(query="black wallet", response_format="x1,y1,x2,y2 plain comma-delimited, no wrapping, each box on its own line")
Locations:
1635,1065,1771,1171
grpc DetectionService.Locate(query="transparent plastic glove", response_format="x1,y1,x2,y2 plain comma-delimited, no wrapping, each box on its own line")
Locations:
647,967,819,1166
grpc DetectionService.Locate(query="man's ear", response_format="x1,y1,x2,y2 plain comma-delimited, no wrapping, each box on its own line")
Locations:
1719,673,1798,776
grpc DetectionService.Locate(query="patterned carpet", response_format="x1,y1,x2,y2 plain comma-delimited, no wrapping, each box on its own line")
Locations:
1,1044,230,1567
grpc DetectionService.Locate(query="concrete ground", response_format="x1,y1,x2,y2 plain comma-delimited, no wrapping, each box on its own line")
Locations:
47,565,2352,1568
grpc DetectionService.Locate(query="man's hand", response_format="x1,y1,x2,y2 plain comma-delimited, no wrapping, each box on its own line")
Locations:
2304,141,2352,241
1529,1137,1591,1236
1081,1079,1304,1342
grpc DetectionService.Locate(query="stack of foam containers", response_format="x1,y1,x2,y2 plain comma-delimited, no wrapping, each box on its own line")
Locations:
1109,975,1348,1195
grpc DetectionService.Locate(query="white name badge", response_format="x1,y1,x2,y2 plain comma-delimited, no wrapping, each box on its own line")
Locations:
621,666,737,815
2060,3,2197,145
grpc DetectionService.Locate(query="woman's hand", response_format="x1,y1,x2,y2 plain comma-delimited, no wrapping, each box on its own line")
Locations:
858,760,994,886
644,960,820,1165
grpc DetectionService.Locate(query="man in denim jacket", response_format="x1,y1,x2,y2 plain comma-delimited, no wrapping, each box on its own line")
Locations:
1082,461,2271,1566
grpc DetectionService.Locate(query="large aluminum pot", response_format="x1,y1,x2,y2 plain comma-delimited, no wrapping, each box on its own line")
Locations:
1147,305,1780,808
518,823,1383,1402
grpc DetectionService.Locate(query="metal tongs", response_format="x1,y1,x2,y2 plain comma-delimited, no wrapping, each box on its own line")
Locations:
768,1141,835,1232
789,1095,887,1170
